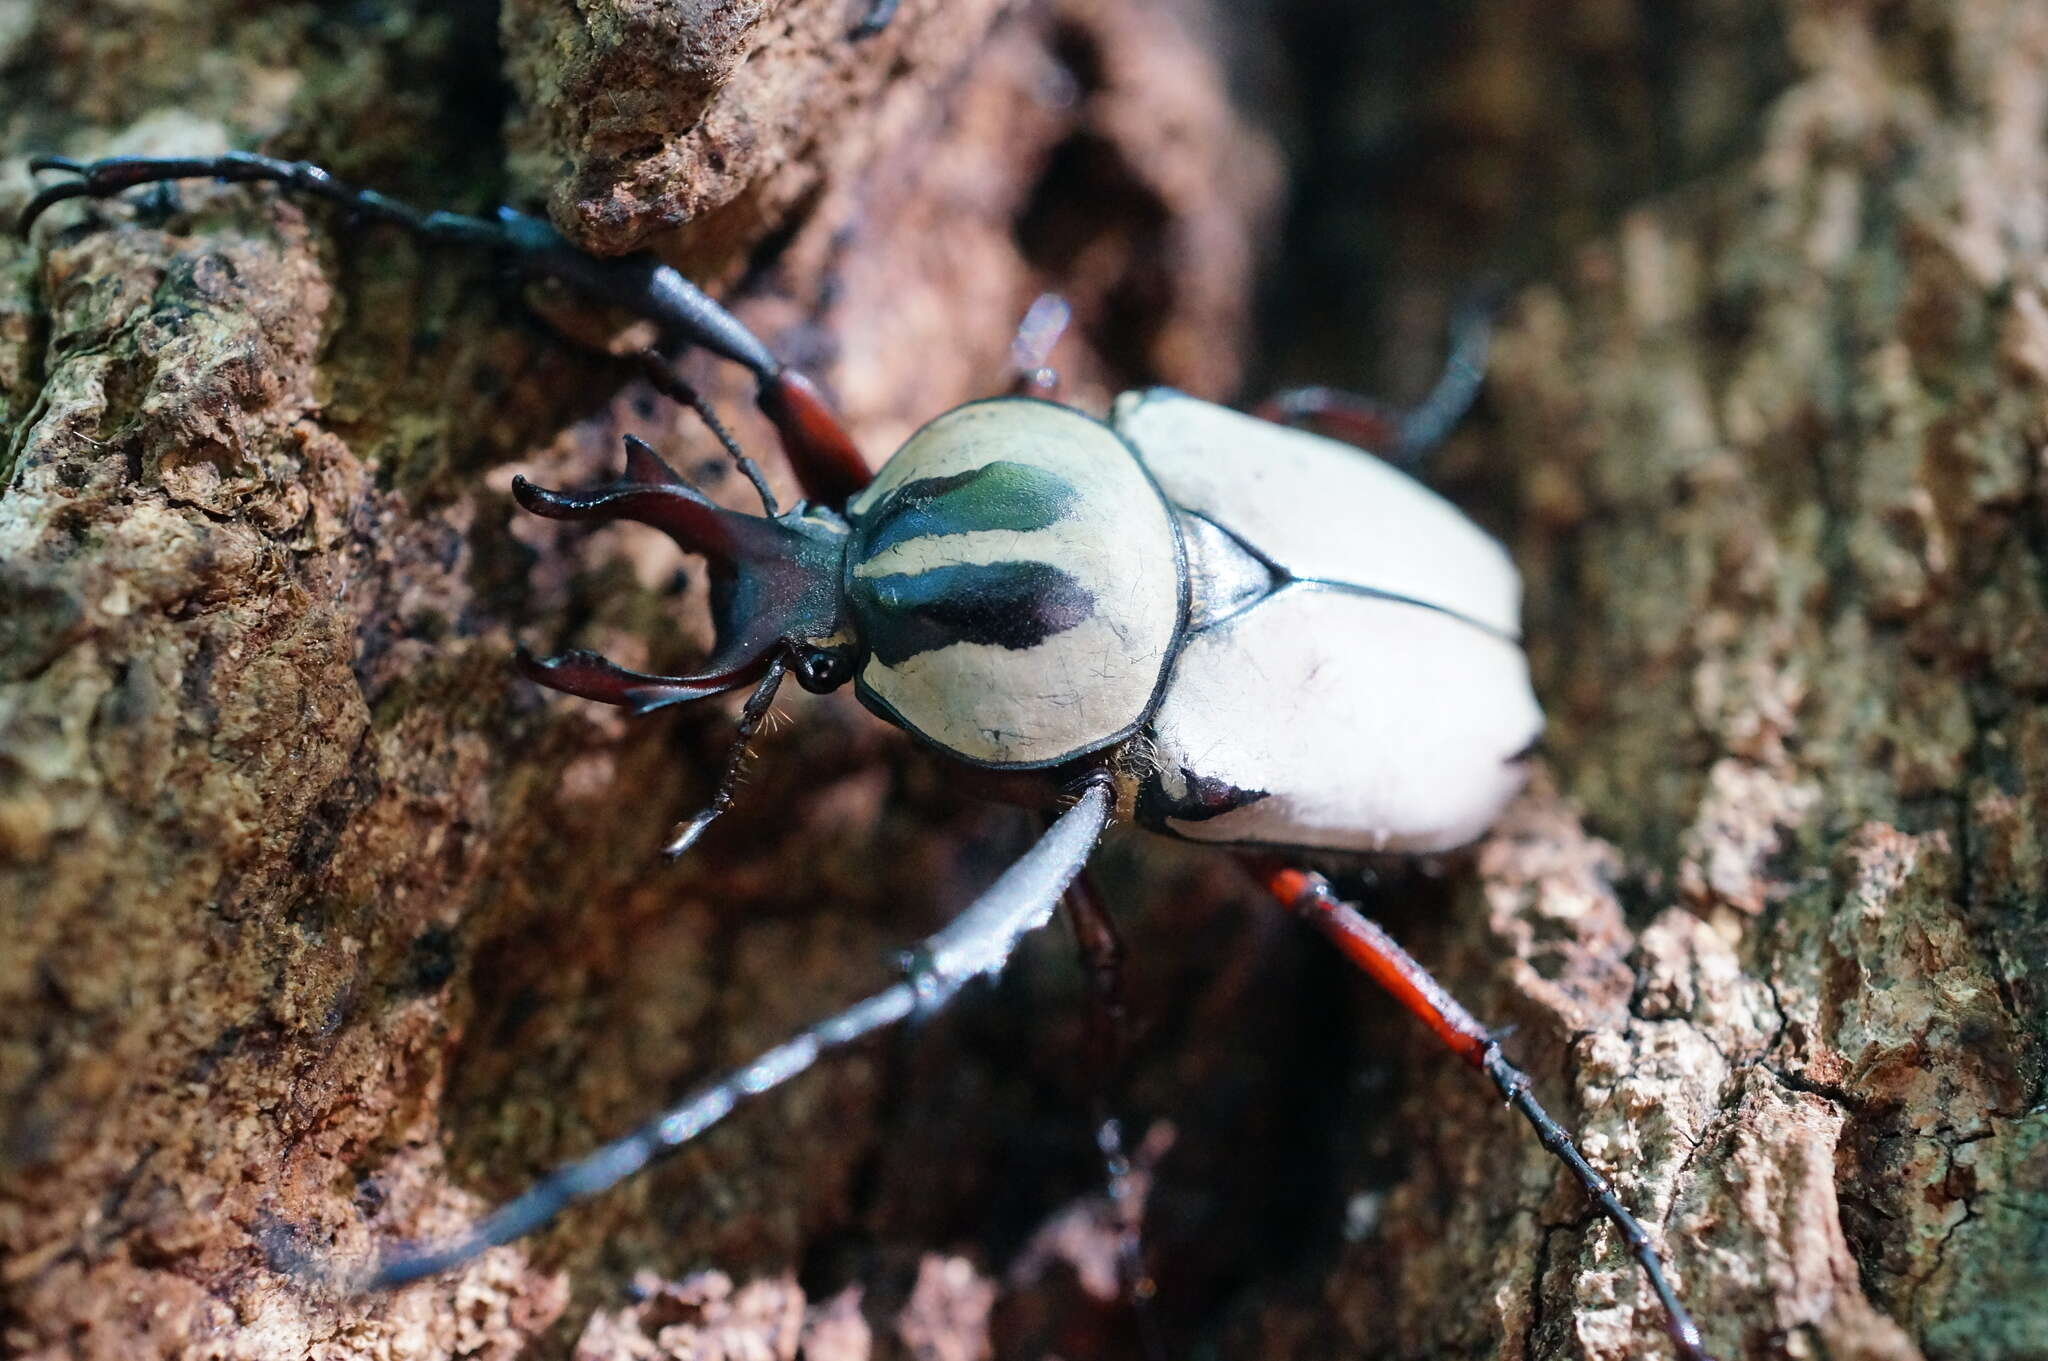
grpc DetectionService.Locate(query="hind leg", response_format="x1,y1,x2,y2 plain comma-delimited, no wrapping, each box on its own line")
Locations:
1256,864,1715,1361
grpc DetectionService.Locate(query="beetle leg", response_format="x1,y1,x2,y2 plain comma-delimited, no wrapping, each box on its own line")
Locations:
1058,870,1167,1359
19,152,874,506
1259,866,1716,1361
1008,292,1072,400
351,779,1112,1292
661,655,789,858
1061,870,1128,1085
1250,386,1404,452
849,0,899,39
1254,295,1493,470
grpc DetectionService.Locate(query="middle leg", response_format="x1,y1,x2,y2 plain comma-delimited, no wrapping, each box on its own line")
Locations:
352,779,1114,1291
1254,293,1493,470
1057,869,1165,1360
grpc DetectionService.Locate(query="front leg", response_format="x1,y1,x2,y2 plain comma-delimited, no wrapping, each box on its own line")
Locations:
354,778,1113,1290
20,152,874,506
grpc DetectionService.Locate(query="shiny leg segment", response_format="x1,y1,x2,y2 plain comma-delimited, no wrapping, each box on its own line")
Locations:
1259,866,1713,1361
354,780,1113,1291
19,152,872,505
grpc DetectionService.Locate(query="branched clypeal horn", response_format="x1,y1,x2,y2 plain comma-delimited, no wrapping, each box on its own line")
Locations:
512,647,769,714
512,435,849,713
512,436,794,568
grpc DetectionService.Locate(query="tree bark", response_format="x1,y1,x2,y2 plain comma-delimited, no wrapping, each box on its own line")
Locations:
1235,4,2048,1360
3,3,2045,1361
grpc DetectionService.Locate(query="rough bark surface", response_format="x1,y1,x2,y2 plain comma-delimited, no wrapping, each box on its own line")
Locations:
0,2,1275,1357
1237,4,2048,1360
2,4,2044,1361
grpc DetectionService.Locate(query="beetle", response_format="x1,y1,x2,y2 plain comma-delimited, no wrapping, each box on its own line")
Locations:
20,151,1714,1361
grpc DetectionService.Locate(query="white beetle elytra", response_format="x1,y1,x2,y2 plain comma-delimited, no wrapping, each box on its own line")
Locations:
831,389,1542,854
20,153,1709,1361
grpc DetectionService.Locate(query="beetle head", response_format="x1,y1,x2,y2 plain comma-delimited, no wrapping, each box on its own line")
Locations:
513,435,854,712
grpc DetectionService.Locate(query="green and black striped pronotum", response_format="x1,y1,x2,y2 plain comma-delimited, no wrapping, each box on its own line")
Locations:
841,401,1184,768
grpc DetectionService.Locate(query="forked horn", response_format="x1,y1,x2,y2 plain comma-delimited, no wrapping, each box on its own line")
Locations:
512,436,795,567
513,435,848,713
513,647,766,714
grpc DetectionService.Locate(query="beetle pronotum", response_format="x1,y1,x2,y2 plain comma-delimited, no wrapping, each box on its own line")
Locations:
20,137,1714,1361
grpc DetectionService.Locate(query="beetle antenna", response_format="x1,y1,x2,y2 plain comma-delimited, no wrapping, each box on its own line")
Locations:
663,653,788,858
350,780,1111,1293
638,353,780,517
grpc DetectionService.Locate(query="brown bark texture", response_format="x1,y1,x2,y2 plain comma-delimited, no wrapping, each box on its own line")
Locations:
2,2,2045,1361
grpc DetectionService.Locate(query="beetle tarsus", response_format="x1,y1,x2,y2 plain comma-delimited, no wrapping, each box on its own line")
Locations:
1056,870,1166,1356
1264,867,1715,1361
1475,1047,1713,1361
358,977,919,1291
19,151,513,248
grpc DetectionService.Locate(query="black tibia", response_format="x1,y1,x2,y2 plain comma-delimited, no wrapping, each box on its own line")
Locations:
20,152,874,507
1255,293,1494,470
1268,868,1715,1361
355,779,1113,1292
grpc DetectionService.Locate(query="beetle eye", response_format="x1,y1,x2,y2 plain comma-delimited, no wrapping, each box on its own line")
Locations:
794,646,855,694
